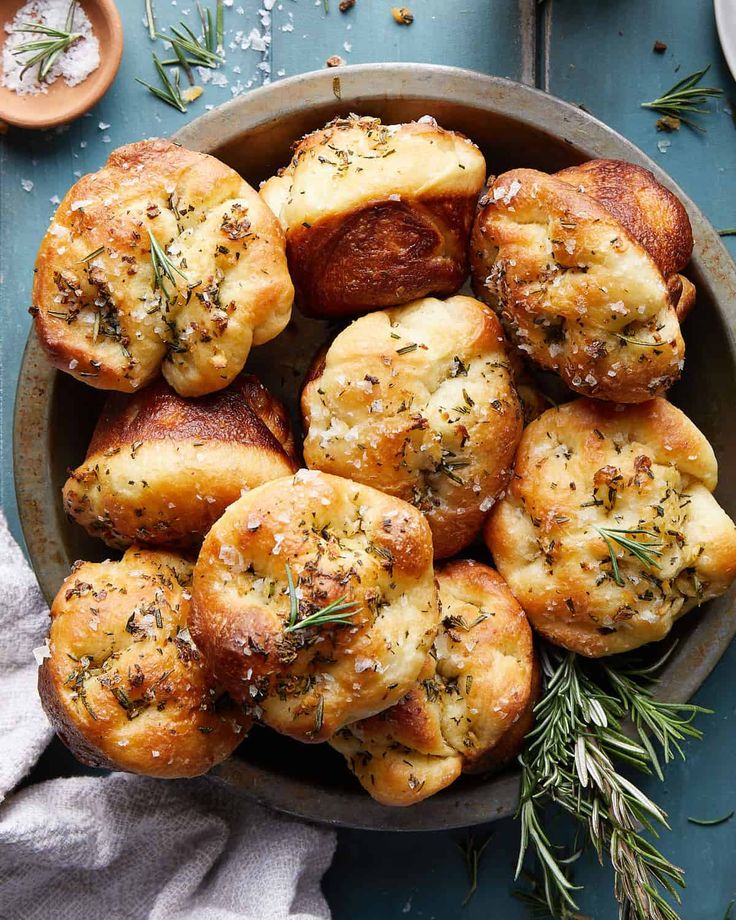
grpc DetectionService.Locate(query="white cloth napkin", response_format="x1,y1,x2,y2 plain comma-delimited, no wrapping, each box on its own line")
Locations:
0,511,336,920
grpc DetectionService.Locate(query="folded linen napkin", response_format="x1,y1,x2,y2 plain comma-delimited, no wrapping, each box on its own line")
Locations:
0,511,336,920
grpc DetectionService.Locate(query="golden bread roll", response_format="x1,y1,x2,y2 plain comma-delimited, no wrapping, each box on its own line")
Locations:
32,139,294,396
471,160,694,403
261,115,486,319
484,398,736,656
190,469,439,742
301,296,524,559
63,374,297,549
330,560,537,806
38,547,249,777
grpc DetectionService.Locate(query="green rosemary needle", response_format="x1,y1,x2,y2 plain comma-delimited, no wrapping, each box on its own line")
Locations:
157,21,223,69
458,834,492,906
145,0,156,39
12,0,81,83
283,563,361,633
641,66,723,131
147,230,187,303
215,0,224,52
136,53,187,112
596,526,664,586
719,229,736,237
687,812,734,827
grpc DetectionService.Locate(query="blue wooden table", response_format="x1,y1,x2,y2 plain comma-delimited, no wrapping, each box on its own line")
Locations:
2,1,736,917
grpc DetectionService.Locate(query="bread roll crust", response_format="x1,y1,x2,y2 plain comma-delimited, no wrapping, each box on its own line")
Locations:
301,296,524,559
63,374,297,549
261,116,486,318
32,139,293,395
471,161,693,403
38,547,249,777
190,469,439,742
485,398,736,656
330,560,537,806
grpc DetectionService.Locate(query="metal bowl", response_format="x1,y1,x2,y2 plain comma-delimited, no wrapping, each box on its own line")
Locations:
15,64,736,831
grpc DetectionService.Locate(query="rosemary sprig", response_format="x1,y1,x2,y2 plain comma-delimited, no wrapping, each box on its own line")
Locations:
145,0,156,39
157,21,223,69
12,0,81,82
458,834,492,906
595,526,663,586
517,644,709,920
147,230,186,303
641,66,723,131
601,645,708,780
283,563,361,633
136,53,187,111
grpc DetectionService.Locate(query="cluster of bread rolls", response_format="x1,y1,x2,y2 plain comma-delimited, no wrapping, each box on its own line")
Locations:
33,116,736,804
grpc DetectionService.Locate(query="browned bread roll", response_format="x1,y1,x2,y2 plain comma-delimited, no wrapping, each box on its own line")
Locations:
470,159,694,403
190,469,439,743
300,296,524,559
330,560,538,806
63,374,298,549
32,139,294,396
260,115,486,319
484,398,736,657
38,547,249,777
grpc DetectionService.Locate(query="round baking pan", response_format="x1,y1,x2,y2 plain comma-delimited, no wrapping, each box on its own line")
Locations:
15,64,736,830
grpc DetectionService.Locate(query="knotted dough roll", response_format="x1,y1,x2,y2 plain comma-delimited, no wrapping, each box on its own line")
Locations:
63,374,298,549
38,547,249,777
261,115,486,319
301,296,524,559
471,159,694,403
190,469,439,742
330,560,537,806
32,139,294,396
485,398,736,656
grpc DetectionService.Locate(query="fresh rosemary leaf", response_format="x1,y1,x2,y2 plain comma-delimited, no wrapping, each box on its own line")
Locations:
687,812,734,827
145,0,156,39
458,833,492,906
596,526,663,586
641,66,723,131
79,246,104,263
136,53,187,112
216,0,224,51
148,230,187,302
719,229,736,237
283,563,361,633
285,563,299,629
284,594,361,633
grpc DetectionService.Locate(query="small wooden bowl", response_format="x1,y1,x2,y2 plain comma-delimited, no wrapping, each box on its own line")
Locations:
0,0,122,130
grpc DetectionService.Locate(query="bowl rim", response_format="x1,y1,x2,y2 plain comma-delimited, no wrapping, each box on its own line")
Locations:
15,63,736,831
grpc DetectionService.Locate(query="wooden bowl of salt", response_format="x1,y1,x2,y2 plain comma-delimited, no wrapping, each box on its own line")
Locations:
0,0,122,129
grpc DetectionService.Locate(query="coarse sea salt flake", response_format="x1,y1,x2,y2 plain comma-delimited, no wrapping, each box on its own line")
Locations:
32,638,51,665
